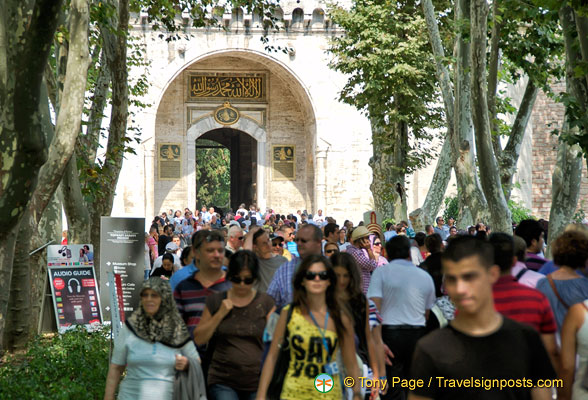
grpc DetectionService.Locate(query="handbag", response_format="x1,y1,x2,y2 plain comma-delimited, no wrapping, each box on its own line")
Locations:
579,302,588,391
267,305,295,400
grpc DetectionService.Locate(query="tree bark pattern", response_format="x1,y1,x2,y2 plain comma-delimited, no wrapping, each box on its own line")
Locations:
548,140,583,254
409,135,452,231
470,0,512,233
499,79,538,199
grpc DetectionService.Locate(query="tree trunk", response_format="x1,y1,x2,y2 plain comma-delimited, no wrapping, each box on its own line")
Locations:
31,187,63,335
28,0,90,223
454,0,490,225
369,151,397,219
62,154,92,243
0,230,18,354
4,212,35,350
470,0,512,233
499,79,538,199
409,136,452,231
547,139,583,254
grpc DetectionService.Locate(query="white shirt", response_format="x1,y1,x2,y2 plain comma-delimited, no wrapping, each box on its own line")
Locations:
367,258,435,326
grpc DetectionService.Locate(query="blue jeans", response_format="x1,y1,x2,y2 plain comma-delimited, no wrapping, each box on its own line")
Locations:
209,384,256,400
144,270,151,280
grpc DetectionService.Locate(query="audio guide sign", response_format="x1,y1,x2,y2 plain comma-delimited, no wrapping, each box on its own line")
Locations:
47,244,102,333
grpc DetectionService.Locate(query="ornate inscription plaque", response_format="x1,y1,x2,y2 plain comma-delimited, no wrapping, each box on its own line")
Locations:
158,143,181,180
214,102,240,125
188,73,266,101
272,145,295,181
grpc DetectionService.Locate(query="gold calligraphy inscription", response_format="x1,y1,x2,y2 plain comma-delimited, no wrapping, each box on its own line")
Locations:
189,74,264,100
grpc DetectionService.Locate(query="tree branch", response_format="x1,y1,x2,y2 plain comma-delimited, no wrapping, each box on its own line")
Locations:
575,14,588,89
99,0,129,217
80,49,110,165
487,0,502,155
500,78,537,198
409,135,452,230
29,0,90,223
421,0,455,129
470,0,511,233
561,6,588,113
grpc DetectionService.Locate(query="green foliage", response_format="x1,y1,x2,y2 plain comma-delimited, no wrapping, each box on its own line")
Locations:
574,201,586,223
442,196,460,222
508,200,535,224
381,217,396,229
196,140,231,210
328,0,444,174
0,326,110,399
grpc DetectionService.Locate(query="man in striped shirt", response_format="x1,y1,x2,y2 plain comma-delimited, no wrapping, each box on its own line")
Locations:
345,226,379,294
489,233,559,372
174,230,232,336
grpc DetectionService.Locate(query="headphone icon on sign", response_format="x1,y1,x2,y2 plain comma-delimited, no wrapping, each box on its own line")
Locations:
68,278,81,294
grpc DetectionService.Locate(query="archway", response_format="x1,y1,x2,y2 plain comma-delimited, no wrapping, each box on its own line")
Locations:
186,115,267,213
196,128,257,212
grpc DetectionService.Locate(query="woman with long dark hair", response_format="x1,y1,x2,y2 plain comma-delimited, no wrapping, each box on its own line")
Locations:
331,252,385,398
256,255,361,400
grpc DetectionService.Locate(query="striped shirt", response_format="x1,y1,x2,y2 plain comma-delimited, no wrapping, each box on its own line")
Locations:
492,275,557,334
267,257,300,310
524,252,547,272
173,274,232,336
345,245,378,294
368,299,383,329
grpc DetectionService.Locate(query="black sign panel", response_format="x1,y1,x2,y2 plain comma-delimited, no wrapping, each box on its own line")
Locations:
48,265,102,332
99,217,145,320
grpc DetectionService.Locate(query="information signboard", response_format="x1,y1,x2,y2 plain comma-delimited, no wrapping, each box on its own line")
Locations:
99,217,145,320
47,244,102,333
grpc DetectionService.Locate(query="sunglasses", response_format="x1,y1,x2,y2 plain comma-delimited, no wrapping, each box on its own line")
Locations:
272,242,283,247
373,242,382,246
325,249,337,254
229,276,255,285
237,236,244,240
304,271,329,281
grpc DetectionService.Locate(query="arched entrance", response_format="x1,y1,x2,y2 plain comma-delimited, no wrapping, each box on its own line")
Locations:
196,128,257,211
149,50,319,217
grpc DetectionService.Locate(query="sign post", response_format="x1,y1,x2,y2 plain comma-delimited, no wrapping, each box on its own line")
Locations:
47,244,102,333
100,217,145,321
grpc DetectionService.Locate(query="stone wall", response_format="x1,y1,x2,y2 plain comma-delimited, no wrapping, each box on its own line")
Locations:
531,83,588,219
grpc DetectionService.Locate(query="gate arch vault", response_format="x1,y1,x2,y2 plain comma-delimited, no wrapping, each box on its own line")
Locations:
147,49,318,217
187,116,267,212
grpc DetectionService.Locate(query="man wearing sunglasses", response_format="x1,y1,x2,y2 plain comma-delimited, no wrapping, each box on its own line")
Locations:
267,224,323,310
225,225,244,257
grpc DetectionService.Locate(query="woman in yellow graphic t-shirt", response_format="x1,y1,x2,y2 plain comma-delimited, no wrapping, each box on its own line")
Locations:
256,255,362,400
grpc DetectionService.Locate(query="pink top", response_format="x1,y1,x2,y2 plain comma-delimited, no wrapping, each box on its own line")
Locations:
511,261,544,288
147,237,158,260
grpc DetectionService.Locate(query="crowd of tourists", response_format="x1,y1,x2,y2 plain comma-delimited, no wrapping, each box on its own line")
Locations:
104,204,588,400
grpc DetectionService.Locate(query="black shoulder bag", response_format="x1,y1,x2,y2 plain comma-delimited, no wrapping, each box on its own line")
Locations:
267,305,295,400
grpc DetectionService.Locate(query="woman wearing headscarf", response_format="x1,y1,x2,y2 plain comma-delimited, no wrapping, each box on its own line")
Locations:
104,278,201,400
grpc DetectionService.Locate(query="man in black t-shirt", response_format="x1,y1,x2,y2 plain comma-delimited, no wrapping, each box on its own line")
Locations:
409,236,555,400
157,224,173,256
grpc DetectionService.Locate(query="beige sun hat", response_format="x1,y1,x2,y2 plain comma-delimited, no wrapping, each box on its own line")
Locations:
351,226,371,242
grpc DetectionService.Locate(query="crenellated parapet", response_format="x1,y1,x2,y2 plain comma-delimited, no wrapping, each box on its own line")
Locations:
130,0,352,34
